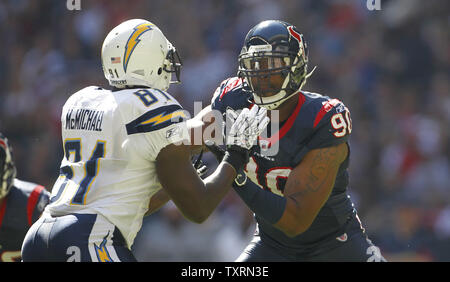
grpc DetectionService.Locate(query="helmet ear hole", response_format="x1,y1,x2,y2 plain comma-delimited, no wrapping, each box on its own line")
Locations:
157,68,162,75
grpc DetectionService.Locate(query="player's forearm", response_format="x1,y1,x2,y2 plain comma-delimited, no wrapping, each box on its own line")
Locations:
166,162,236,224
196,162,236,221
233,179,317,238
276,144,348,237
233,180,287,225
158,104,267,223
273,180,337,237
234,181,310,237
273,197,314,237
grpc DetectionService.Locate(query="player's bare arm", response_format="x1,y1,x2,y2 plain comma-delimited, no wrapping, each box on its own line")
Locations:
156,106,269,223
146,105,223,215
186,105,220,154
275,142,348,237
156,143,236,223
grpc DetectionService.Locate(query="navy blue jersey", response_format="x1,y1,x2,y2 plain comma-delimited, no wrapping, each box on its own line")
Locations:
0,179,50,262
211,77,355,253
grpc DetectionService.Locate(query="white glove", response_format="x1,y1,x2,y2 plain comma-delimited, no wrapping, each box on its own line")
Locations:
226,105,270,150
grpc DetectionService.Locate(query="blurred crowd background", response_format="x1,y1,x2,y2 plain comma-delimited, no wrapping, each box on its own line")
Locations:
0,0,448,261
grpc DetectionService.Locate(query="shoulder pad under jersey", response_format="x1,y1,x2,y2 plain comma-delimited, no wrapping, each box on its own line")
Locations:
211,77,252,113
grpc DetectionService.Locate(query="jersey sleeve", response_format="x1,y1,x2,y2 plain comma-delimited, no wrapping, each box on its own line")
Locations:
144,121,190,161
31,187,50,224
125,102,190,161
211,77,252,114
293,99,352,163
310,104,351,149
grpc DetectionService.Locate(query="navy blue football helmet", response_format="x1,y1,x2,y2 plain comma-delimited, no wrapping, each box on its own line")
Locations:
238,20,312,110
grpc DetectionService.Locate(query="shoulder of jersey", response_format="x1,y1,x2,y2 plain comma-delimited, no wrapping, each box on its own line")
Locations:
67,86,183,116
112,87,181,110
211,77,252,113
63,86,187,135
297,90,348,129
63,86,111,112
11,178,49,198
65,86,104,101
112,87,187,135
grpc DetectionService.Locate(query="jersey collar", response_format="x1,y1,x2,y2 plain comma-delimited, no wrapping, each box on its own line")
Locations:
257,91,305,148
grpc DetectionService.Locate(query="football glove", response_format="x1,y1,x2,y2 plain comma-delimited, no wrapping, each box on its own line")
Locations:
205,141,248,186
225,106,269,150
206,104,269,184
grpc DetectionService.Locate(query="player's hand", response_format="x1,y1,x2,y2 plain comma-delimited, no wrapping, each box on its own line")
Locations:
204,140,225,163
226,106,269,150
223,105,269,174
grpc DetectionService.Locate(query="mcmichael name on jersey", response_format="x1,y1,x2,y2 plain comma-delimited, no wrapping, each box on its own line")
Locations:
65,108,105,132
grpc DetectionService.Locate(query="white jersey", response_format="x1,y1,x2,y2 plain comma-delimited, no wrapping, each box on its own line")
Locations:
45,86,189,248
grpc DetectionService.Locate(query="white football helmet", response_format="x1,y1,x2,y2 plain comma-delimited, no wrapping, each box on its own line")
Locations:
101,19,182,91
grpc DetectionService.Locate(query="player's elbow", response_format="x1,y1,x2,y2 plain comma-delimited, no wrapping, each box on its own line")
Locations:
183,209,210,224
275,206,315,237
186,214,208,224
171,195,213,224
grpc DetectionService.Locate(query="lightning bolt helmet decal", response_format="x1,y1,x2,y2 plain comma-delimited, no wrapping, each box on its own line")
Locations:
123,23,153,72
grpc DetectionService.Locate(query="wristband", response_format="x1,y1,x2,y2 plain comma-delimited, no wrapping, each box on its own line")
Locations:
234,171,247,186
222,145,249,173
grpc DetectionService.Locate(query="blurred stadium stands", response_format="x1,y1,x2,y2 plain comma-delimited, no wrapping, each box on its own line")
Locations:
0,0,448,261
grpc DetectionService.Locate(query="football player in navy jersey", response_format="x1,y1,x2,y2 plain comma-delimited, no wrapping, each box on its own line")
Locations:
203,20,386,262
0,133,50,262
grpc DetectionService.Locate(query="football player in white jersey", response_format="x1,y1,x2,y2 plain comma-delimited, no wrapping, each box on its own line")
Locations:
21,19,269,262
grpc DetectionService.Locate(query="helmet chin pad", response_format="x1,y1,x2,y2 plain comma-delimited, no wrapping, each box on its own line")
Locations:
250,66,316,110
252,89,296,110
